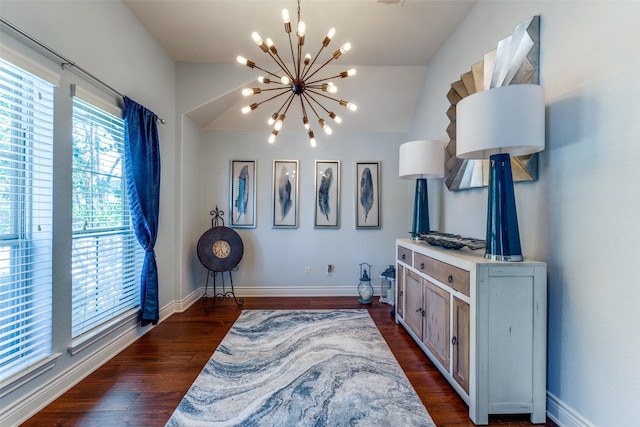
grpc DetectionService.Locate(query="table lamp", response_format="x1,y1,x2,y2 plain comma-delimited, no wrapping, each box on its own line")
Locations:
399,140,445,239
456,84,545,261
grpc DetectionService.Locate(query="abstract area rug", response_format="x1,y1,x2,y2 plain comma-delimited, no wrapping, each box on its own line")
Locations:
166,309,435,426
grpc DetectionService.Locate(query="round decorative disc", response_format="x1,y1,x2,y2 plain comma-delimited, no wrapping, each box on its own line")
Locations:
197,226,244,272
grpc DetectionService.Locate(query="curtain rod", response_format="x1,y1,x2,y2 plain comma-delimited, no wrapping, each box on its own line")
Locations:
0,17,166,124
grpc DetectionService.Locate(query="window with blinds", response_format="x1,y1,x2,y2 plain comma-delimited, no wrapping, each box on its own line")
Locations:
71,97,143,339
0,58,54,381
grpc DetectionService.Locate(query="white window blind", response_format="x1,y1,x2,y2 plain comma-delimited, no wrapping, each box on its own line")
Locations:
71,96,143,338
0,58,54,381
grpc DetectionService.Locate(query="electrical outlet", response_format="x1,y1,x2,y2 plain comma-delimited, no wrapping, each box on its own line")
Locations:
305,267,311,276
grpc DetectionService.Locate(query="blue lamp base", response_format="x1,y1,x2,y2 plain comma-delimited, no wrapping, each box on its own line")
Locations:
485,153,523,261
410,178,430,240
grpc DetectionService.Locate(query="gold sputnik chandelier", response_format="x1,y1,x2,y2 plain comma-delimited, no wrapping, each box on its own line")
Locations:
237,0,357,146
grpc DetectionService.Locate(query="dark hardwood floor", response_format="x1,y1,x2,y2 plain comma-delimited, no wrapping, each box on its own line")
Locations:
23,297,557,426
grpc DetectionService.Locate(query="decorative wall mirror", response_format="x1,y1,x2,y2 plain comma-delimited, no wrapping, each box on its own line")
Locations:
445,16,540,191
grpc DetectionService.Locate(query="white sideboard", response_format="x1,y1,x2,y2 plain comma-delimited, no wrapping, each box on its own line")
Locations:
395,238,547,425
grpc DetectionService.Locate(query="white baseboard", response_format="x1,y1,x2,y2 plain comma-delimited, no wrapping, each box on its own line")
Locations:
231,284,360,297
171,287,206,312
547,392,595,427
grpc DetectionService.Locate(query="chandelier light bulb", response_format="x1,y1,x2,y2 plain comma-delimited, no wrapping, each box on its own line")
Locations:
303,116,310,130
333,42,352,59
329,112,342,123
304,53,311,66
322,28,335,47
281,75,291,85
308,130,317,147
323,82,338,93
274,114,286,131
242,88,261,96
241,103,258,114
297,21,306,45
339,70,355,78
258,76,271,84
319,119,332,135
252,32,268,52
268,112,278,125
340,100,357,111
269,130,278,144
282,9,290,24
266,38,277,54
237,56,256,68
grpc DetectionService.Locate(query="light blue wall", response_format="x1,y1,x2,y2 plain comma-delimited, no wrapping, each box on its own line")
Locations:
197,129,410,295
174,61,422,296
410,1,640,426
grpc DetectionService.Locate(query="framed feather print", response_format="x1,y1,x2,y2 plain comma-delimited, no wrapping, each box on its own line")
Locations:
230,160,256,228
273,160,299,228
314,160,340,228
356,161,380,229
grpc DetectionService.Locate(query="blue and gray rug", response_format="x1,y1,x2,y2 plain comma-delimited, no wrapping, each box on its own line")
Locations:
166,309,434,426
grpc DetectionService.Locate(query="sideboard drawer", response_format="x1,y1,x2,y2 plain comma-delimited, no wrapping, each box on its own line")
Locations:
414,253,470,297
397,246,412,266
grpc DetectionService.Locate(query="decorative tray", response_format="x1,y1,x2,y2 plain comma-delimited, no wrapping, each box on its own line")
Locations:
417,231,486,251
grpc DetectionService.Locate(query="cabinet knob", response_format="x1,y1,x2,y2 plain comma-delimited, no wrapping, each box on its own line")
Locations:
420,262,425,270
399,291,403,296
451,336,457,345
448,275,453,283
402,254,406,260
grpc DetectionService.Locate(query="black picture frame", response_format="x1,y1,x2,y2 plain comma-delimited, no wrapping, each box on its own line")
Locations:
273,160,299,228
356,161,380,229
230,160,256,228
314,160,340,228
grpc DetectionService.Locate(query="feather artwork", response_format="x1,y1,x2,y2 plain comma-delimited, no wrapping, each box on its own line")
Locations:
360,167,374,223
235,165,249,222
318,167,333,221
278,166,292,220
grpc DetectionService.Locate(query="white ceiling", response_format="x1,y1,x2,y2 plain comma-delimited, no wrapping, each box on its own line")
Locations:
123,0,477,132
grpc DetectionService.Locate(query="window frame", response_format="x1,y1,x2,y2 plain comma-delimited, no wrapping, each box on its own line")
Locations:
0,56,55,386
69,94,143,344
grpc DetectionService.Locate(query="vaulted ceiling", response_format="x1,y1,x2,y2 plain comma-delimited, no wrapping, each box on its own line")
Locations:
123,0,476,132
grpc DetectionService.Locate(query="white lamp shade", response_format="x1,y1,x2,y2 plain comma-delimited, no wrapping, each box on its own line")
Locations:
398,140,445,180
456,84,545,159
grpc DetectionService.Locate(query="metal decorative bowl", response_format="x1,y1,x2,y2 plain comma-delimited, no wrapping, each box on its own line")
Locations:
418,231,486,251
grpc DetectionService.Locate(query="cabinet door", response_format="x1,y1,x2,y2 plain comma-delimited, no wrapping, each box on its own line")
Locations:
423,280,450,369
404,270,424,338
396,264,405,319
452,297,470,394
